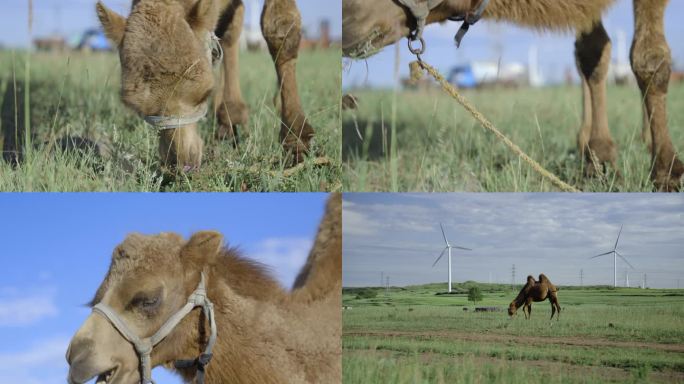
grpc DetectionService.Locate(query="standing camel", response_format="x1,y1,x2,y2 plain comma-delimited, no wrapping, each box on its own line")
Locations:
342,0,682,191
66,194,341,384
96,0,314,169
508,274,561,320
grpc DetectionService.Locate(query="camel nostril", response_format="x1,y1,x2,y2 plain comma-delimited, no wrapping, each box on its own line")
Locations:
66,338,94,366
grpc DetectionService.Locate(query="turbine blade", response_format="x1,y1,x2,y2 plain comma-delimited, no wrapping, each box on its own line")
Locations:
590,251,613,259
432,247,447,267
615,251,635,269
613,224,623,251
452,246,472,251
440,223,449,245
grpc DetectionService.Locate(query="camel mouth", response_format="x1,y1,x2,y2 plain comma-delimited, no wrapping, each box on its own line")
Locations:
343,28,386,59
95,367,117,384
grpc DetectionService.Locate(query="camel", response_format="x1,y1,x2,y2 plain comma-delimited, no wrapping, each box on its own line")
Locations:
342,0,683,191
96,0,315,170
508,274,561,320
66,194,341,384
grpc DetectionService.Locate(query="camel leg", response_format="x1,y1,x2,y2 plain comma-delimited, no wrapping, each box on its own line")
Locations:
631,0,683,191
214,0,248,146
574,21,617,177
576,66,592,162
261,0,314,164
550,295,561,321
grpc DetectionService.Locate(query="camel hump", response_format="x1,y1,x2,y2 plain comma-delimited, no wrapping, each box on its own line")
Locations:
539,273,558,292
291,194,342,302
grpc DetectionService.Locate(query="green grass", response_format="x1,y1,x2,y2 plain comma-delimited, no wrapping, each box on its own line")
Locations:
342,84,684,192
0,49,341,191
343,283,684,383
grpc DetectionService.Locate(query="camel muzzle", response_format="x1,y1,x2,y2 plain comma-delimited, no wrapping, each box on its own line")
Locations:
91,273,217,384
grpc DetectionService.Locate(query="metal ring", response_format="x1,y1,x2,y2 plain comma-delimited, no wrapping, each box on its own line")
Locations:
407,36,426,55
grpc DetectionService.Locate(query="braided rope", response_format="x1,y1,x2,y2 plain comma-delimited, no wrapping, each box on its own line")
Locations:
410,60,580,192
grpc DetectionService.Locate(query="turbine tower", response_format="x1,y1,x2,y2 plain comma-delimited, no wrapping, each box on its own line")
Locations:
432,223,471,293
589,225,635,287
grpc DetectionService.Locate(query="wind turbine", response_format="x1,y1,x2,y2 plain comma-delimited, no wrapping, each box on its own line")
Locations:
589,225,635,287
432,223,471,293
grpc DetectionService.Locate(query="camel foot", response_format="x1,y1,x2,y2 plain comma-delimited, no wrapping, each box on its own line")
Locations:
281,121,314,165
215,123,241,148
583,138,618,178
652,157,684,192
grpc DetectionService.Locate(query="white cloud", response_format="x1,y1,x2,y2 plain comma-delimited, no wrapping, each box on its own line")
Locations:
250,237,313,289
0,290,58,326
0,336,68,367
0,336,70,384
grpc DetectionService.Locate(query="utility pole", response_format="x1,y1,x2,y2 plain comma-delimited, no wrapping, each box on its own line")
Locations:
385,276,390,295
580,269,584,287
625,271,629,287
380,271,384,288
511,264,516,291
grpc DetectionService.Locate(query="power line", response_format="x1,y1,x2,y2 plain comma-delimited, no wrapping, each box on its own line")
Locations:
511,264,516,291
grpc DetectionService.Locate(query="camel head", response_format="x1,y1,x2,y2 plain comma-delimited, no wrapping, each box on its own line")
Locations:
66,231,224,384
342,0,472,58
507,301,517,317
342,0,409,58
96,0,221,169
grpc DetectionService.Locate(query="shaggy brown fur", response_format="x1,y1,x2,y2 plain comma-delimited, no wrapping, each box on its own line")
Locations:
66,194,341,384
508,273,561,320
342,0,683,191
96,0,314,169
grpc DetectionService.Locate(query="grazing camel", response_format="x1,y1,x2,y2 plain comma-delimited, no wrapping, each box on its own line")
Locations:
96,0,314,170
342,0,683,191
508,274,561,320
66,194,341,384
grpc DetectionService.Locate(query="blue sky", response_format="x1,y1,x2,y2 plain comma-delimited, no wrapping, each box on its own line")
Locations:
0,0,341,48
0,192,328,384
343,0,684,87
343,193,684,289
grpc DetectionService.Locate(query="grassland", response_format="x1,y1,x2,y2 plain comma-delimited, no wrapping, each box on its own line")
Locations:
0,49,340,191
343,283,684,383
342,83,684,192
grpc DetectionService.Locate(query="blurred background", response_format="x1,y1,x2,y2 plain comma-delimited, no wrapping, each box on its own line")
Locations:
0,193,328,384
342,0,684,89
0,0,341,53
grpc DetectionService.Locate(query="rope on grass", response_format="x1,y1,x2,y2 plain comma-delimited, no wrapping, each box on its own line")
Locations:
410,60,580,193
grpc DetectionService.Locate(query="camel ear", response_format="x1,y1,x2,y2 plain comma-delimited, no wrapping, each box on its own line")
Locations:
187,0,218,31
96,1,126,47
183,231,223,264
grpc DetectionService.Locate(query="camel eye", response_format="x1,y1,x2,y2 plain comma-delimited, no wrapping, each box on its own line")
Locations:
130,292,161,312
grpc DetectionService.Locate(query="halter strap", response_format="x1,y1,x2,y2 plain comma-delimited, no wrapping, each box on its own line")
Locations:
93,273,217,384
450,0,490,47
397,0,490,53
143,104,209,130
